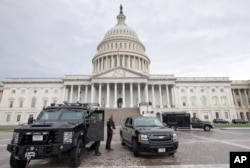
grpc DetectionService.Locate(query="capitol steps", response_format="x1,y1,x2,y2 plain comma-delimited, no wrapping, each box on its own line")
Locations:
103,107,140,125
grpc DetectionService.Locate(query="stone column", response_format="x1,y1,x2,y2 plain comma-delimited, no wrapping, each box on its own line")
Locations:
232,89,237,107
77,85,81,102
166,84,169,108
145,84,149,103
62,85,66,102
91,84,94,103
172,85,176,107
244,89,249,107
159,84,163,108
138,83,141,106
106,83,110,108
98,84,102,107
226,87,233,106
85,85,88,103
239,89,244,107
130,83,133,107
152,85,155,108
185,86,189,107
114,83,117,108
111,55,114,68
70,85,73,103
122,83,125,108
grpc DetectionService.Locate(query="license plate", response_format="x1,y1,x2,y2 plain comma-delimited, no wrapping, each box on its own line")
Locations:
32,135,43,141
25,152,35,158
158,148,166,153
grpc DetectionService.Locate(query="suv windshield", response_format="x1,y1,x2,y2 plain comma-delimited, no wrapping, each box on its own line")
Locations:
38,109,83,121
134,117,163,127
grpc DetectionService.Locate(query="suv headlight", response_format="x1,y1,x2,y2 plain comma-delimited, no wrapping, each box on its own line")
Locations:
138,134,148,141
63,132,73,143
173,133,177,140
12,132,19,144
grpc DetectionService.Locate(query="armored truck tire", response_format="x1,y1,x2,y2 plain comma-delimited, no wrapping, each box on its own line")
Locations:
70,140,84,167
10,155,27,168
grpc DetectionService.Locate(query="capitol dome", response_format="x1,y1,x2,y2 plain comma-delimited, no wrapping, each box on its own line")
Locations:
92,5,150,75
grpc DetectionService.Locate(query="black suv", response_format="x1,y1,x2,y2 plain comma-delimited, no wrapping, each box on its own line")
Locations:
232,119,248,124
120,116,178,156
7,103,104,168
213,118,229,124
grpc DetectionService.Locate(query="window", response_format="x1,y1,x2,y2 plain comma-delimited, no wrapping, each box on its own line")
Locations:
21,90,25,94
212,89,215,92
9,100,14,108
201,89,204,92
190,89,193,93
54,89,58,94
16,114,21,122
31,97,36,108
12,90,16,94
190,97,196,106
201,96,207,106
215,112,219,119
203,112,209,120
45,90,49,94
181,89,185,93
212,97,218,105
220,89,224,92
19,99,24,108
224,112,229,119
6,114,11,122
34,90,37,94
43,100,48,107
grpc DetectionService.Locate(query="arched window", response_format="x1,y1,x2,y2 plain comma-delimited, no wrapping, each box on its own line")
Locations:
19,98,24,108
212,96,218,105
9,98,14,108
31,97,36,108
190,97,196,106
201,96,207,106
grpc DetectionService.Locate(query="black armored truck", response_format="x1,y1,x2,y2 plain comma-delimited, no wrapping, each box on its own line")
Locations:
7,102,104,168
162,112,214,131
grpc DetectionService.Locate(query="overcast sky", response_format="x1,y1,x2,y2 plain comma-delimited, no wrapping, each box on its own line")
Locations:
1,0,250,81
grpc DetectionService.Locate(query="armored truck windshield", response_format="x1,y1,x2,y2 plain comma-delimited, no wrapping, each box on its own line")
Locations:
38,109,84,121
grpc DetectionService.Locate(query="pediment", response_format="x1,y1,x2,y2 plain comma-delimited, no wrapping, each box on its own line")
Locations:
93,68,147,78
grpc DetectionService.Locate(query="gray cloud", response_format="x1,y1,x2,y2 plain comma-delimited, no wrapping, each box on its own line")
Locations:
0,0,250,80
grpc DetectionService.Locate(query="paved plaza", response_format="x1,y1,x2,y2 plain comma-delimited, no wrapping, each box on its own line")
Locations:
1,128,250,168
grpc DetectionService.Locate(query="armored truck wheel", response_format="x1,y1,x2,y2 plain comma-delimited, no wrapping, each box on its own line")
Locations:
10,155,26,168
70,140,84,167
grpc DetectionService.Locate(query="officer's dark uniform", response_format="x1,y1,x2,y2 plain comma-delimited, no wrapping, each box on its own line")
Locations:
106,117,115,150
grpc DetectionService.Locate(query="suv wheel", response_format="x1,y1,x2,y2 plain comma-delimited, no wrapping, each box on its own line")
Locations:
132,139,139,157
204,125,211,131
70,140,84,167
10,155,26,168
120,133,125,146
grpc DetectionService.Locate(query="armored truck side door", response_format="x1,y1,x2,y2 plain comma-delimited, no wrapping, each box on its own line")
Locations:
86,110,104,141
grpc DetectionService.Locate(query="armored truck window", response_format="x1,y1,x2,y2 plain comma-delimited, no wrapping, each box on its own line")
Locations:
39,111,61,120
60,111,83,120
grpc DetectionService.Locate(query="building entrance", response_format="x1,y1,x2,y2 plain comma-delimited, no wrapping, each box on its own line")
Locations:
117,98,123,108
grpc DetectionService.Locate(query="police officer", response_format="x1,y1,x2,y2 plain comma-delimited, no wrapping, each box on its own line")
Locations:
106,114,115,150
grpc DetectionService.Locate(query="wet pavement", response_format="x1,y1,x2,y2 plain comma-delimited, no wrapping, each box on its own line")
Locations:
1,128,250,168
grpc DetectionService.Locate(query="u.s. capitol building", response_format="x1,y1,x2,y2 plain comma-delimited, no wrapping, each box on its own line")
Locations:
0,6,249,125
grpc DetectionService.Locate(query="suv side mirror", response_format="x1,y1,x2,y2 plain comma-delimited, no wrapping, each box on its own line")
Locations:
125,123,133,128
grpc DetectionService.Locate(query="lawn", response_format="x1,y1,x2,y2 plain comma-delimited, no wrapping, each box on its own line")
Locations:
214,123,250,128
0,126,16,132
